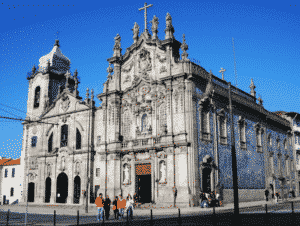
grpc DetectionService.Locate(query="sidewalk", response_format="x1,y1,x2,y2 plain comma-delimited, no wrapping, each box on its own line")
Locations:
2,197,300,217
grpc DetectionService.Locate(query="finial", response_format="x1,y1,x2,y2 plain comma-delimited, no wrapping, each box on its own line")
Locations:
113,34,122,57
32,65,36,74
258,96,263,106
65,71,70,90
181,34,189,61
91,89,94,100
107,63,113,79
150,15,159,40
86,88,89,99
74,69,79,96
74,69,78,78
54,39,60,47
219,68,226,80
250,78,256,98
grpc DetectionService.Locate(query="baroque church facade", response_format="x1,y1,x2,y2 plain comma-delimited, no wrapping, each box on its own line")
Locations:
21,11,299,207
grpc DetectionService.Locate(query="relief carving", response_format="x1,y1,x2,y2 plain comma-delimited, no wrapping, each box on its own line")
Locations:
156,54,166,63
60,95,70,112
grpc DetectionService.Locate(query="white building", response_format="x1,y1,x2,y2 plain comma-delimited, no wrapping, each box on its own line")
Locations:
0,158,23,205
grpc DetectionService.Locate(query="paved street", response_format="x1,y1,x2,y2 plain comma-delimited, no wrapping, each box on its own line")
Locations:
0,198,299,225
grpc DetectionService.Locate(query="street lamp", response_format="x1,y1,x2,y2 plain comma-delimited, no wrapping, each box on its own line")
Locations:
25,172,30,226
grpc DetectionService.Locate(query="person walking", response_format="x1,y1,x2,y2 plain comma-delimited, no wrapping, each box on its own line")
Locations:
104,195,111,220
265,189,269,202
118,195,125,220
200,192,209,208
275,192,279,203
95,193,104,222
112,196,119,220
215,191,220,207
125,195,134,220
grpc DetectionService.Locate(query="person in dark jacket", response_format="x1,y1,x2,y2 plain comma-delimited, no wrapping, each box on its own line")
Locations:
113,196,119,220
104,195,111,220
265,189,269,201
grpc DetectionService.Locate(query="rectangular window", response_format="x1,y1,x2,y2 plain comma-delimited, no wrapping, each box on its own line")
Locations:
202,111,210,140
31,136,37,147
10,187,14,197
12,168,15,178
5,169,8,178
96,168,100,177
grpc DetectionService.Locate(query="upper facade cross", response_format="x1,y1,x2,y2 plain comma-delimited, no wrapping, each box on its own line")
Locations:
139,2,153,31
219,68,226,80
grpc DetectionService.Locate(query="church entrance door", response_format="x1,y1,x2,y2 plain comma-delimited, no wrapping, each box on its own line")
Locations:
202,167,211,193
56,172,68,203
73,176,81,204
28,182,35,202
45,177,51,203
135,163,151,204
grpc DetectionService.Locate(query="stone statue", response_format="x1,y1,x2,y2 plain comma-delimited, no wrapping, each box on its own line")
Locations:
124,165,129,183
150,15,159,40
114,34,121,49
132,22,140,40
160,161,166,182
166,13,172,28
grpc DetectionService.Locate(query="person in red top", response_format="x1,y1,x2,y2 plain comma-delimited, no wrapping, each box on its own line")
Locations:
95,193,104,222
118,195,126,220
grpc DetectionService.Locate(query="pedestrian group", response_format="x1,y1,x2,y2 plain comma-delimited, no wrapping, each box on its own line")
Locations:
95,193,135,222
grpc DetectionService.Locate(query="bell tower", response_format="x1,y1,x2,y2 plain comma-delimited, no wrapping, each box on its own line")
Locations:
26,40,75,120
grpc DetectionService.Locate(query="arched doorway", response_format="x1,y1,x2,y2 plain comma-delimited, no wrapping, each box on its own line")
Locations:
45,177,51,203
73,176,81,204
28,182,35,202
56,172,68,203
202,167,211,193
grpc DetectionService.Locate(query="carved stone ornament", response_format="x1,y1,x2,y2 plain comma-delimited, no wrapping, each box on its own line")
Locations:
47,164,52,177
61,95,70,112
29,157,38,170
29,173,36,181
156,54,166,63
137,49,152,80
160,66,167,74
136,152,150,160
32,126,37,135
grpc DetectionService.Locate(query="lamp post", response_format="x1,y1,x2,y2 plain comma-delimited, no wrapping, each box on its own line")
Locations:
25,172,30,226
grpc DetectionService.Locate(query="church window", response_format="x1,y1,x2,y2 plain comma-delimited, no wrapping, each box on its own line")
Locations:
219,113,227,145
141,114,147,132
238,117,246,149
5,169,8,178
10,188,14,197
48,133,53,153
122,110,131,138
76,129,81,150
159,103,167,131
12,168,15,178
267,134,272,146
31,136,37,147
96,168,100,177
34,86,40,108
201,110,210,140
284,139,288,150
276,138,280,149
61,124,68,147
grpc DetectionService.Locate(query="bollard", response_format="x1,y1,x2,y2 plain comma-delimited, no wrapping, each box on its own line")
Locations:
150,209,153,226
77,210,79,225
6,209,9,226
265,204,268,214
213,206,215,215
292,202,294,214
54,210,56,226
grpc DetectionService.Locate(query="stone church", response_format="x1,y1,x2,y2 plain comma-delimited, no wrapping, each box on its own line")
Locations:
21,10,298,208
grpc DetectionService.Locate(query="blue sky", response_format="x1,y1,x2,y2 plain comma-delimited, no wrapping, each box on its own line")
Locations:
0,1,299,160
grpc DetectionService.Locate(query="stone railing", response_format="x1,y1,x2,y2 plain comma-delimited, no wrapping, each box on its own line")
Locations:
123,137,163,148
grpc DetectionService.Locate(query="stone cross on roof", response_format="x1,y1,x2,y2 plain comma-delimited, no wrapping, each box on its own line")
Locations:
219,68,226,80
139,2,153,31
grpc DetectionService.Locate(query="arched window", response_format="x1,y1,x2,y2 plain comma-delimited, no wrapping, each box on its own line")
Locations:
61,125,68,147
141,114,147,132
76,129,81,150
48,133,53,153
34,86,41,108
267,134,272,146
10,187,14,197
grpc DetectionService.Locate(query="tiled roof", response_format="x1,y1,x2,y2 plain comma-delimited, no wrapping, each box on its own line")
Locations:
1,158,20,166
0,158,12,165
